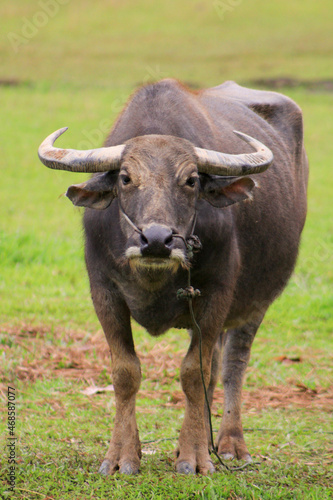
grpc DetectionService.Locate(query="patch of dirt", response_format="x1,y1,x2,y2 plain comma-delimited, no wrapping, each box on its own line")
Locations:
158,384,333,413
0,322,183,385
1,323,332,411
0,322,110,383
251,77,333,92
0,78,32,87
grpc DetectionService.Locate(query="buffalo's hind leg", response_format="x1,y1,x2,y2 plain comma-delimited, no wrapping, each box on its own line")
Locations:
217,317,263,462
205,334,222,447
91,286,142,475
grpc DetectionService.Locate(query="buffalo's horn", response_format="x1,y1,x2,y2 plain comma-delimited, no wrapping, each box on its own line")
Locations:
195,131,273,176
38,127,125,173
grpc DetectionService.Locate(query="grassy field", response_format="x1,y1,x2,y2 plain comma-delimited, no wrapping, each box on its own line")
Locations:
1,0,333,498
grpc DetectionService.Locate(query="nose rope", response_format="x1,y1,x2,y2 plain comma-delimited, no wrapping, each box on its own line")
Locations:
118,200,254,472
118,201,143,236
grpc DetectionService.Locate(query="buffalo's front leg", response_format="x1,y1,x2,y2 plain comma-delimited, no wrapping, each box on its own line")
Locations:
92,286,142,475
176,328,218,475
217,318,262,462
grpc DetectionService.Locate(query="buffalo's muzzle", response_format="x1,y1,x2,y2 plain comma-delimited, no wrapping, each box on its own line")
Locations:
140,225,174,258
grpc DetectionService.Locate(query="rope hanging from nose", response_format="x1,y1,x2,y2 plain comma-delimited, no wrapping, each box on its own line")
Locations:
177,262,231,471
118,200,254,472
177,255,256,472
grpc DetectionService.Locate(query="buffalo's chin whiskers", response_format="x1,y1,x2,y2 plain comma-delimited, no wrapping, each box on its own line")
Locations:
125,246,188,273
128,256,187,274
129,257,180,273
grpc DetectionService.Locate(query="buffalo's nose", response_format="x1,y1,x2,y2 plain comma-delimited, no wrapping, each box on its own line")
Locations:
140,226,173,258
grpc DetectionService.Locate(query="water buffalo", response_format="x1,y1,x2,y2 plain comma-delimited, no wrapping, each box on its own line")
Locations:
38,79,308,475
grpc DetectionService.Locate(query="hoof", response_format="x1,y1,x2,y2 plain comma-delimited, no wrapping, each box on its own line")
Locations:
206,461,216,474
176,461,195,475
220,451,252,463
217,434,252,463
119,462,139,475
99,459,139,476
99,459,112,476
220,452,235,461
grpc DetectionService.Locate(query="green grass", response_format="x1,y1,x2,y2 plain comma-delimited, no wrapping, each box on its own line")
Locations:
2,0,333,86
1,0,333,498
0,381,332,499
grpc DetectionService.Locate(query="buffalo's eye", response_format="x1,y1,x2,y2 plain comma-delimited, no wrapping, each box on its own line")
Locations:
120,174,131,186
185,176,197,188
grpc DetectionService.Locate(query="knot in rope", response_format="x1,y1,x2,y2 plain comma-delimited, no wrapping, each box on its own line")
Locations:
176,286,201,301
185,235,202,259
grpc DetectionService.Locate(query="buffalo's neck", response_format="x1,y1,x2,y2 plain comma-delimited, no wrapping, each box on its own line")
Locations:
114,267,190,335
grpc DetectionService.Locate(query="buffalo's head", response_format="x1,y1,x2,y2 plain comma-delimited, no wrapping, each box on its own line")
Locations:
38,128,273,275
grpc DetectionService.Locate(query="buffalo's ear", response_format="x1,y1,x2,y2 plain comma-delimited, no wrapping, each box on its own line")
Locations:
66,172,118,209
199,175,256,208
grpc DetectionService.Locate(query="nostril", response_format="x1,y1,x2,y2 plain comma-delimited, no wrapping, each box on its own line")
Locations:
164,233,173,247
140,233,148,245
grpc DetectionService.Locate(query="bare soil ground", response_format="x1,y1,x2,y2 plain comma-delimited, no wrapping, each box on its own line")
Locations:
1,323,332,412
251,77,333,92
